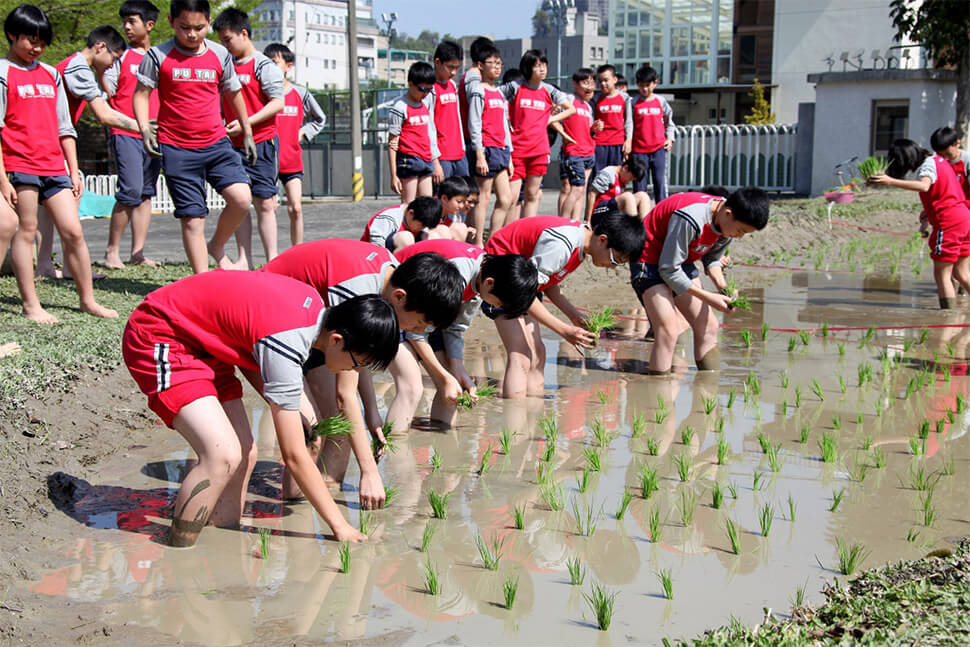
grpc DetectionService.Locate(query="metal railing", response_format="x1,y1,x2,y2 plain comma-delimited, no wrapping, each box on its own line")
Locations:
668,124,797,192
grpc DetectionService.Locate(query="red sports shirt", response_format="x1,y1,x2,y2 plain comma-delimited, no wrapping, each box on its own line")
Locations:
221,52,284,146
431,78,464,161
917,156,970,227
276,86,304,173
639,193,723,265
105,47,160,139
361,204,408,246
593,93,626,146
562,95,594,157
486,216,585,292
631,95,671,153
55,53,98,125
389,98,436,161
0,59,74,175
396,238,484,302
502,80,569,159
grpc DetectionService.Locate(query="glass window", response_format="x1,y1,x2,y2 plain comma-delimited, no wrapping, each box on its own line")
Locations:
652,29,663,58
626,31,637,59
692,25,710,56
739,35,755,66
717,56,731,82
317,33,321,43
639,32,651,60
614,34,625,60
628,11,638,26
871,101,908,155
671,26,689,57
591,46,596,59
670,60,688,85
718,21,732,55
616,10,625,27
692,59,709,84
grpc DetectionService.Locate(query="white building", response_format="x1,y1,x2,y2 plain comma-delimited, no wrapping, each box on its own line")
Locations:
494,11,609,84
251,0,379,90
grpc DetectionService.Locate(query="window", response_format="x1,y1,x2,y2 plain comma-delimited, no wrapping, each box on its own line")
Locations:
317,33,321,43
332,59,337,68
590,46,596,59
323,59,329,69
871,100,908,155
739,35,755,67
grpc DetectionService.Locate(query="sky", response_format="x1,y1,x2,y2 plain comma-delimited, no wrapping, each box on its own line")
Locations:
371,0,537,40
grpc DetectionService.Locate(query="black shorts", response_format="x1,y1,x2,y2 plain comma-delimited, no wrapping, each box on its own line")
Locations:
630,261,699,304
396,153,433,179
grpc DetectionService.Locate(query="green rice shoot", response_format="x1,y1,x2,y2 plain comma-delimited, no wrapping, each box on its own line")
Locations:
313,413,353,444
584,582,618,630
584,306,617,335
503,575,519,609
566,556,586,585
428,490,450,519
258,527,270,560
338,541,351,573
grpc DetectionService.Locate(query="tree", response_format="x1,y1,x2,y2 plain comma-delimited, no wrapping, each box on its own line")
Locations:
744,78,775,125
532,9,553,38
890,0,970,137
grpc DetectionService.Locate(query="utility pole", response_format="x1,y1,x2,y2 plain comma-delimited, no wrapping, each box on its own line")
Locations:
380,13,398,87
543,0,573,84
347,0,364,201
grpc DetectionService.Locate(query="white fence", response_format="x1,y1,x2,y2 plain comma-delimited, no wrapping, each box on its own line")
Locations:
668,124,797,192
83,174,226,212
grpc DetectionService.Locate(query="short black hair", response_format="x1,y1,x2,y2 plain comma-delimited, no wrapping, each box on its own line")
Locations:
264,42,294,64
212,7,250,36
87,25,126,52
4,4,52,45
930,126,961,153
470,36,495,64
480,254,538,318
573,67,594,83
438,176,469,199
408,61,435,86
635,65,658,84
699,184,730,197
391,252,464,329
622,156,647,181
615,74,627,86
170,0,210,21
595,64,615,77
433,40,462,64
502,67,523,84
407,196,442,228
479,44,500,63
519,49,548,81
590,209,647,258
120,0,159,24
324,294,399,371
887,138,931,178
725,187,770,229
462,176,480,195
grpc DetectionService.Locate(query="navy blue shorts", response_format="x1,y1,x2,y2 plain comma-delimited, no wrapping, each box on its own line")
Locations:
8,172,71,201
396,153,433,179
594,144,623,175
630,261,699,304
111,134,160,206
475,146,511,178
236,137,278,199
439,157,469,179
278,170,303,186
481,291,540,320
559,154,594,186
161,139,249,219
428,328,445,352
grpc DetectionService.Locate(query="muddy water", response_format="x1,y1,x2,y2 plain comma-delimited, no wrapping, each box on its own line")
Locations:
27,265,970,645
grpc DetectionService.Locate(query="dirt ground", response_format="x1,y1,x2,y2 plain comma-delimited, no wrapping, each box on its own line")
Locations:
0,190,928,646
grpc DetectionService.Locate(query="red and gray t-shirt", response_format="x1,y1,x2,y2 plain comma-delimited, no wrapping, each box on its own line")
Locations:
592,92,628,147
485,216,586,292
55,52,101,125
500,80,569,159
139,270,326,411
945,149,970,204
104,46,160,138
427,78,464,161
916,155,970,227
361,203,408,247
629,94,674,154
0,59,75,175
467,78,512,152
388,97,439,161
590,165,624,204
276,84,326,173
137,38,240,149
562,94,594,158
221,51,284,146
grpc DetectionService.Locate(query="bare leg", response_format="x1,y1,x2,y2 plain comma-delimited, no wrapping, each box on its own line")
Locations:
104,201,132,269
400,177,418,204
491,171,513,232
9,187,57,323
415,175,433,198
934,260,957,306
471,175,493,247
521,174,542,219
642,284,682,373
507,178,523,224
211,182,251,270
573,169,592,220
254,195,278,262
495,314,543,399
284,179,303,246
181,217,210,274
35,206,58,278
128,199,156,265
384,344,425,435
953,256,970,294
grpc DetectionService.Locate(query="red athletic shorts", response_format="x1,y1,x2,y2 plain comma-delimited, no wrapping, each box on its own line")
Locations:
122,305,243,428
928,217,970,262
511,153,549,181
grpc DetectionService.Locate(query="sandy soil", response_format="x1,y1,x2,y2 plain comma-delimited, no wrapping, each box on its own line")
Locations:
0,190,928,646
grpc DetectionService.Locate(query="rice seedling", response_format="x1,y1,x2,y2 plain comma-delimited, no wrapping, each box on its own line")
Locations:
371,421,398,458
864,325,876,343
935,418,946,435
574,467,592,495
499,427,516,455
957,394,966,414
758,503,775,537
648,505,663,541
799,425,810,444
428,490,450,519
856,412,865,425
595,389,610,405
512,503,525,530
424,559,440,595
703,396,718,415
907,464,940,491
791,582,807,608
503,575,519,609
584,306,617,335
657,393,669,413
730,294,752,311
541,442,556,463
942,454,956,476
857,155,891,180
832,415,842,431
712,482,724,509
645,436,660,456
475,533,505,570
919,489,936,527
761,322,770,340
456,392,474,410
616,491,633,520
338,541,351,573
430,452,442,472
849,458,868,483
584,582,619,630
639,464,659,499
857,362,873,387
679,488,698,526
830,488,846,512
657,569,674,599
727,387,737,409
757,432,771,454
780,371,790,389
359,510,373,535
740,329,752,347
717,437,729,465
725,518,741,554
584,447,602,472
905,378,918,399
420,521,437,552
752,471,765,491
811,379,825,401
909,436,924,456
872,447,886,468
727,482,738,499
540,483,565,511
821,321,830,338
566,556,586,585
766,444,783,473
313,413,353,444
918,326,929,344
906,528,920,543
787,493,797,521
258,527,270,560
478,444,495,476
875,400,883,417
746,371,762,397
945,342,955,357
714,417,725,434
918,420,930,439
572,498,601,537
798,330,811,346
836,538,870,575
591,418,613,447
654,409,670,425
539,415,559,444
837,376,847,394
947,408,956,424
535,460,552,486
632,410,647,437
794,385,803,409
680,425,695,446
673,453,692,482
818,433,837,463
837,341,846,356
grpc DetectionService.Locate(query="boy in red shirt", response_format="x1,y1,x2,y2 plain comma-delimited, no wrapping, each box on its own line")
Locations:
264,43,326,247
103,0,163,270
214,8,285,266
428,40,465,182
134,0,255,274
592,64,630,176
361,196,442,252
629,65,674,203
930,126,970,204
587,156,650,221
388,61,439,204
0,5,116,323
559,67,596,220
123,270,400,546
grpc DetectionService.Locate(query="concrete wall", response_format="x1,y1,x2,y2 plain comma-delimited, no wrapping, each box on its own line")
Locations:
809,70,956,195
771,0,918,124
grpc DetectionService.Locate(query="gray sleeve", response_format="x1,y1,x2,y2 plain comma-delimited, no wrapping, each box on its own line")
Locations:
213,42,241,93
136,48,161,89
701,238,731,270
387,100,405,136
545,82,569,106
53,68,77,138
442,297,481,359
962,150,970,169
531,227,579,286
368,213,398,246
64,59,101,102
253,322,319,410
0,63,9,129
661,95,675,141
424,86,435,112
504,99,513,150
103,57,121,96
658,212,700,296
428,107,440,160
255,56,285,99
468,83,484,151
590,167,616,193
917,156,937,184
624,96,633,139
498,81,517,102
298,86,326,141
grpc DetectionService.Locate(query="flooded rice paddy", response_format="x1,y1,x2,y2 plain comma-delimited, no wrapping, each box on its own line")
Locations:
27,240,970,645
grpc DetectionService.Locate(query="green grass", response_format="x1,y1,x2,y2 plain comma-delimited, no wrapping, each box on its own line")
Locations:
799,425,810,444
794,385,803,409
919,489,936,527
730,294,751,311
358,510,372,535
584,582,618,630
338,541,351,573
428,490,450,519
646,436,660,456
740,329,752,347
857,155,891,180
818,433,837,463
872,447,886,469
475,533,505,570
648,505,663,541
512,503,525,530
725,518,741,554
752,471,765,491
681,425,695,446
539,415,559,444
787,336,797,352
679,488,697,527
703,396,717,415
457,383,497,409
727,387,737,409
566,556,586,585
757,432,771,454
430,452,442,472
780,370,790,389
799,330,811,346
830,488,846,512
591,418,613,447
717,437,729,465
478,444,495,476
787,493,797,521
657,569,674,599
540,483,565,511
761,322,770,340
576,467,592,493
766,444,783,473
714,417,725,434
499,427,516,455
424,559,440,595
836,538,870,575
655,409,670,425
632,409,647,437
906,464,939,491
811,379,825,401
420,521,437,552
503,575,519,609
541,442,556,463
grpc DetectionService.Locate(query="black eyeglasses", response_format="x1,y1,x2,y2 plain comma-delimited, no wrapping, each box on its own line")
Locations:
416,85,434,93
608,248,621,266
349,350,365,370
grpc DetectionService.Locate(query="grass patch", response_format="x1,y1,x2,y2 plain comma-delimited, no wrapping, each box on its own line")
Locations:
584,582,618,630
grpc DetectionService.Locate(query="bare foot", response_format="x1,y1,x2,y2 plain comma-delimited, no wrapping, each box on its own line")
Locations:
128,254,159,267
207,241,234,270
36,265,66,280
23,306,59,324
104,250,125,270
0,342,22,358
80,302,118,319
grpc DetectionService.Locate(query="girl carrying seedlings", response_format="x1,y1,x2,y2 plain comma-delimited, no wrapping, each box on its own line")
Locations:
869,139,970,308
